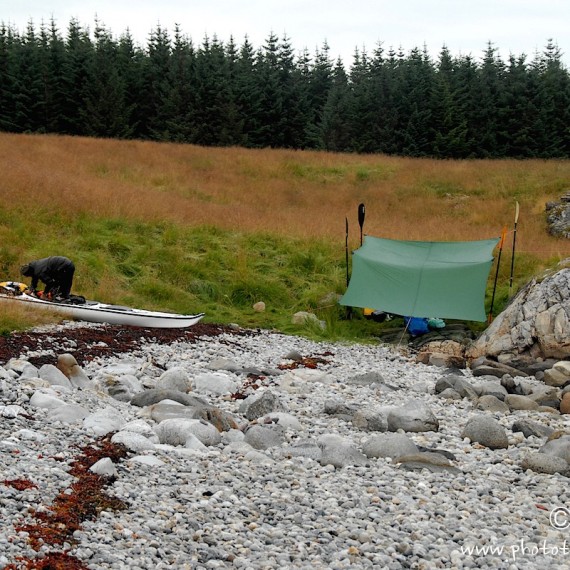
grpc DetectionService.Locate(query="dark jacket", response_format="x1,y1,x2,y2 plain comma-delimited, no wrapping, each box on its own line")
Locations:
21,256,75,294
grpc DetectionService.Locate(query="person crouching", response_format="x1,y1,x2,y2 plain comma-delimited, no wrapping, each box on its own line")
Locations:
20,256,75,299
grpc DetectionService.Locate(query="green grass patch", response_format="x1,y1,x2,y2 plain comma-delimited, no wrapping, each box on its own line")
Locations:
284,162,347,183
423,180,464,198
1,206,558,342
354,165,395,182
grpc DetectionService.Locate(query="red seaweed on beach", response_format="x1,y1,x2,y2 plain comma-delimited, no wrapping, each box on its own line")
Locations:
0,323,252,367
2,479,38,491
6,436,129,568
231,373,270,399
277,352,333,370
5,552,89,570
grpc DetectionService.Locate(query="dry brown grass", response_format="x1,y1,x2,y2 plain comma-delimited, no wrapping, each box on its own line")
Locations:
0,297,70,332
1,133,569,258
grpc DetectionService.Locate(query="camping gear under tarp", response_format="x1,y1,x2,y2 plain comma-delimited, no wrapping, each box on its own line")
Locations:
339,236,499,322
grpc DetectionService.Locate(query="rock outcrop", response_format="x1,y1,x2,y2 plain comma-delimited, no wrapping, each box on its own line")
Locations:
467,260,570,361
546,191,570,238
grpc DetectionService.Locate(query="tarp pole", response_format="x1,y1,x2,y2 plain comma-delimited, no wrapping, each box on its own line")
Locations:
345,217,349,287
347,203,366,317
345,217,352,320
397,315,412,349
509,202,520,298
488,226,507,324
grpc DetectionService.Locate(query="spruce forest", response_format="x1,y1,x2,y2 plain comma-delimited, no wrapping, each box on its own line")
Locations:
0,18,569,158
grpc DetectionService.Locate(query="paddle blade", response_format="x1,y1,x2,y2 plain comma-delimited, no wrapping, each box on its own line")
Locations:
358,203,365,229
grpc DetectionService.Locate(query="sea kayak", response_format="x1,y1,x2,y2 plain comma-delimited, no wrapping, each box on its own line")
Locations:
0,282,204,329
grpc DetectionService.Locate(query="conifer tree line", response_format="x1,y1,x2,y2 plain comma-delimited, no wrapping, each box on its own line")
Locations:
1,18,569,158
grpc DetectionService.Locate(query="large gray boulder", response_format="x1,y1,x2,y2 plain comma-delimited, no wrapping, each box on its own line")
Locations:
155,418,222,446
47,403,89,424
387,400,439,433
521,453,569,476
38,364,72,389
539,435,570,463
111,431,156,452
243,424,286,450
461,415,509,450
239,390,288,420
284,439,322,461
319,439,368,469
352,406,389,432
467,262,570,360
362,433,419,459
156,367,193,393
83,406,127,436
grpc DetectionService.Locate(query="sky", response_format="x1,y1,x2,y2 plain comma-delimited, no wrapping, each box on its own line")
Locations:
3,0,569,66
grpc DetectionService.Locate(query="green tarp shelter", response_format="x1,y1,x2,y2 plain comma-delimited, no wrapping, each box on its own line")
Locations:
339,236,499,322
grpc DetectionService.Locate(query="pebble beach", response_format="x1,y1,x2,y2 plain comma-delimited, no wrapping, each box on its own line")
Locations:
1,322,570,570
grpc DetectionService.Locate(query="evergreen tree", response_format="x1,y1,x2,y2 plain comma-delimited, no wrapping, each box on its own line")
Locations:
370,45,405,154
36,19,67,133
81,20,132,138
277,34,310,148
0,24,18,132
532,40,570,156
192,35,238,146
116,30,145,139
471,42,507,157
367,43,402,154
304,41,334,147
431,46,469,158
11,21,44,132
139,25,173,139
60,18,94,135
223,35,247,145
234,36,261,147
161,24,196,142
319,58,353,151
392,46,435,156
349,46,377,152
452,54,482,157
503,54,537,157
250,32,284,147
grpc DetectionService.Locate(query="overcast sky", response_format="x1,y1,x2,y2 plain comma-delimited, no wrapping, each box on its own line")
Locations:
3,0,569,66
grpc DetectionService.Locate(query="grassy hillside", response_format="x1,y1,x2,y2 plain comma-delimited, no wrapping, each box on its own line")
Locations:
1,133,568,338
